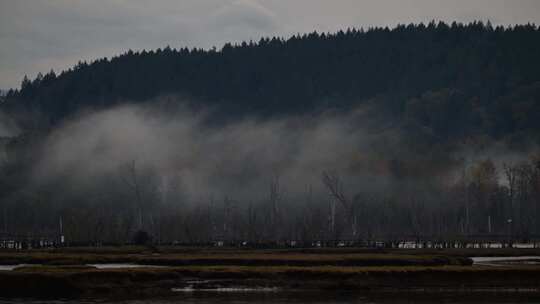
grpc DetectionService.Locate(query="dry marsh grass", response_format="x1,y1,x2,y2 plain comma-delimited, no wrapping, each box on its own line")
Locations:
2,263,540,298
0,249,472,267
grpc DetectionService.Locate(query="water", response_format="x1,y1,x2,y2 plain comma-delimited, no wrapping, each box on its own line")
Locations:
1,293,538,304
1,256,539,271
0,263,164,271
472,256,540,266
0,297,538,303
472,256,540,263
2,259,539,303
0,264,26,271
88,264,165,269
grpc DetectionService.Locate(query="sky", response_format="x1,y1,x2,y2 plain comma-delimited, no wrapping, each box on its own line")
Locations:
1,0,540,90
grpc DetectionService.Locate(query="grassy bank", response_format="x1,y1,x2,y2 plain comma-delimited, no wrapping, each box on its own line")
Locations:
3,247,540,299
1,264,540,298
15,244,540,257
0,249,472,267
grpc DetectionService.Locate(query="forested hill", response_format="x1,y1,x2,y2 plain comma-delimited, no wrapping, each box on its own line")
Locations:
4,22,540,143
2,21,540,243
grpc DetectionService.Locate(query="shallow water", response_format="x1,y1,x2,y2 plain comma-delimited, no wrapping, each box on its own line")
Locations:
88,263,165,269
472,256,540,266
0,294,538,304
472,256,540,263
1,258,540,303
0,264,29,271
0,263,164,271
2,256,539,271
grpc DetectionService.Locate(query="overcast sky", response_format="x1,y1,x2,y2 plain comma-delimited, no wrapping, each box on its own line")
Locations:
1,0,540,89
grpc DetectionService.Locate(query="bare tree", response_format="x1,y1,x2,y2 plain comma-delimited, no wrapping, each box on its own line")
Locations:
247,201,258,243
120,160,144,232
322,171,356,239
268,175,282,241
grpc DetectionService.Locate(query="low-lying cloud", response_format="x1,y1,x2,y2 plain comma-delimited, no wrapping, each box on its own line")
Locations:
31,97,537,208
34,100,403,204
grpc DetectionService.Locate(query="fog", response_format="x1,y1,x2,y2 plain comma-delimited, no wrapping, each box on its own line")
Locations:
1,97,539,242
0,111,19,137
32,97,537,208
34,100,399,204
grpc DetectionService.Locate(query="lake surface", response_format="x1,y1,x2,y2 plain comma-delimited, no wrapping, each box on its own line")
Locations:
0,264,21,271
1,293,539,304
88,263,165,269
472,256,540,266
2,255,539,271
0,263,164,270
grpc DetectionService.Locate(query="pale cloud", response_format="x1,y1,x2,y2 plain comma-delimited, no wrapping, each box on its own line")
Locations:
211,0,278,33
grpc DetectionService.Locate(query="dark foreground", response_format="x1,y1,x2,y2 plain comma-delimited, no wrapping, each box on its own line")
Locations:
1,247,540,300
2,292,540,304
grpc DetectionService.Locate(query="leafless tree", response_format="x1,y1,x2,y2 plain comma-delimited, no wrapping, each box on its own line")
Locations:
268,174,282,241
322,171,356,239
120,160,144,231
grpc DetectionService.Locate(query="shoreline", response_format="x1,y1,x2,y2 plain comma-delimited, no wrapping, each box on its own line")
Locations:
1,247,540,299
2,265,540,299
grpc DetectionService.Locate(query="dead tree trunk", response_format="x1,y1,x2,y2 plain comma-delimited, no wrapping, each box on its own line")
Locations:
322,171,355,239
120,160,144,234
268,175,282,242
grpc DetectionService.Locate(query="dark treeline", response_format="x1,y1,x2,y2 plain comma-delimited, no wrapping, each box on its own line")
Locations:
4,21,540,144
2,153,540,246
1,22,540,246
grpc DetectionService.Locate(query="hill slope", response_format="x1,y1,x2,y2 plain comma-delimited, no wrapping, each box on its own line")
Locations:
1,22,540,243
3,21,540,145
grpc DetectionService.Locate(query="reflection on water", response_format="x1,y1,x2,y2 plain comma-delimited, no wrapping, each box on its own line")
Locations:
1,292,539,304
88,264,165,269
2,257,540,303
0,263,165,271
472,256,540,266
472,256,540,263
0,264,29,271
